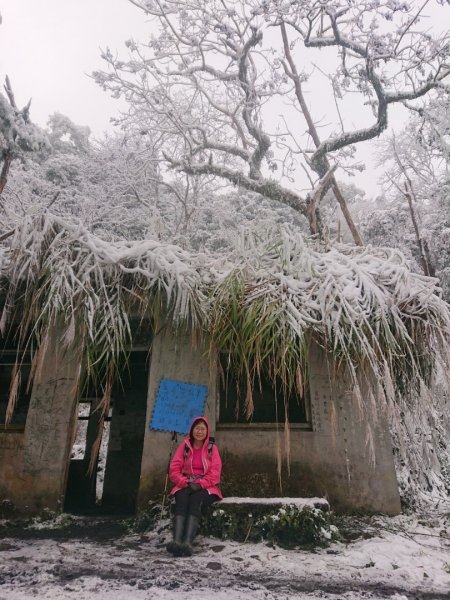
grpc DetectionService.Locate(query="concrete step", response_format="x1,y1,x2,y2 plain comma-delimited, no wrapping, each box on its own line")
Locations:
220,496,330,511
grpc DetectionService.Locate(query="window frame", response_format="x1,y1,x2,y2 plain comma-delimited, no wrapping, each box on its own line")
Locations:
217,360,312,429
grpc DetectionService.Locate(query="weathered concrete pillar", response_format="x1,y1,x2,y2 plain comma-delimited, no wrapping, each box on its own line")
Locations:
136,325,216,509
19,326,81,513
0,433,26,510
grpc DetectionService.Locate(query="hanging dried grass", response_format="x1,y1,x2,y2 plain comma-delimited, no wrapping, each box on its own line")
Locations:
5,362,20,425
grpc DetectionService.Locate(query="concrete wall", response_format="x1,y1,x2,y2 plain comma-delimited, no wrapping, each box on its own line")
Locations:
0,432,26,511
137,326,216,509
218,344,401,514
0,326,80,513
138,330,401,515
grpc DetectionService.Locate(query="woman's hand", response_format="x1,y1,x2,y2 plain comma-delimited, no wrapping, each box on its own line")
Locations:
188,482,202,493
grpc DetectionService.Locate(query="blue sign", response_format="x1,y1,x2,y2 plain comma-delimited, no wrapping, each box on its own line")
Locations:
150,378,208,434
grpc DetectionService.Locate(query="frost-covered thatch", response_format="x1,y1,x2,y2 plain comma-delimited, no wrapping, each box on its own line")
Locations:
1,214,450,399
1,214,450,500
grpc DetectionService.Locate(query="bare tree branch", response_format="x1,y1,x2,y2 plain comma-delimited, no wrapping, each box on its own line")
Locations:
164,153,307,216
280,21,364,245
236,27,271,179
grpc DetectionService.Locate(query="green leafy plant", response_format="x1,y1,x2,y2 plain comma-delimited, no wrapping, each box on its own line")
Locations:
260,505,336,548
0,499,17,519
202,504,338,549
30,510,75,530
125,500,168,533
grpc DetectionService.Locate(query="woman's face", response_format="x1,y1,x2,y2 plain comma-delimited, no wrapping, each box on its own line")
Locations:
192,421,208,443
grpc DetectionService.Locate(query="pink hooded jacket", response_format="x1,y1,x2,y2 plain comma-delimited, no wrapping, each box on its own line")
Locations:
169,416,223,499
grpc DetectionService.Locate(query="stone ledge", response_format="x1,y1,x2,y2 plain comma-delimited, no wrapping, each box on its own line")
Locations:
220,497,330,511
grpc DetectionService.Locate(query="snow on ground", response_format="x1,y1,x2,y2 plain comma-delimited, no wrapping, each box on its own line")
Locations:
0,507,449,600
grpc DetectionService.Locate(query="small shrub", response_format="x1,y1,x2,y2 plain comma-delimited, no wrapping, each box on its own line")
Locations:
33,508,58,523
202,504,337,549
260,505,335,548
126,500,168,533
31,511,74,530
203,507,238,539
0,499,17,519
52,513,74,529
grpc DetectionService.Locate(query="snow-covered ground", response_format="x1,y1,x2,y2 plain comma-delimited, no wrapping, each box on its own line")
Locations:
0,505,449,600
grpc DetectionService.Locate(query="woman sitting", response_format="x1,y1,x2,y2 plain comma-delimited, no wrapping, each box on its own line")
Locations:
166,416,222,556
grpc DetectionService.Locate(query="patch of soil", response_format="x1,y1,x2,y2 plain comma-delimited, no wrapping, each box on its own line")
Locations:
0,516,128,541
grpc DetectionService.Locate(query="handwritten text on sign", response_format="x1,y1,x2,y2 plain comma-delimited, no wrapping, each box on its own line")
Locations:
150,379,208,434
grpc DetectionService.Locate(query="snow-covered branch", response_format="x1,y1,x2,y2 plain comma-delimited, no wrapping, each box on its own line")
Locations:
93,0,449,240
164,153,308,216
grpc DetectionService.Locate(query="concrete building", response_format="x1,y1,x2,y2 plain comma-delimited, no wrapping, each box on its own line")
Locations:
3,215,448,518
0,320,401,517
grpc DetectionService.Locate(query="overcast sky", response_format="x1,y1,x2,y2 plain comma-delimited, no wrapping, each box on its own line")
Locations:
0,0,150,135
0,0,448,198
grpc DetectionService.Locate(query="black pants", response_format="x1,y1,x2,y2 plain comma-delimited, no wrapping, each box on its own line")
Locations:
174,488,219,518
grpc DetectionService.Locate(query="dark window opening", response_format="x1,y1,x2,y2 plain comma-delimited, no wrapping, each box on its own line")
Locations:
128,317,153,349
219,363,310,425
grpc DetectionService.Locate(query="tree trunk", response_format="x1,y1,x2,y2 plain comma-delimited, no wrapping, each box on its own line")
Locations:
280,22,364,246
0,150,13,196
404,183,435,277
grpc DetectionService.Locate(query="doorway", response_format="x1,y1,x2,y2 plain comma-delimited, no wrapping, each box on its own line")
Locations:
64,350,149,515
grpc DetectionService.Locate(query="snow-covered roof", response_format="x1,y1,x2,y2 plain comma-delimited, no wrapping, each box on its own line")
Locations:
1,213,449,420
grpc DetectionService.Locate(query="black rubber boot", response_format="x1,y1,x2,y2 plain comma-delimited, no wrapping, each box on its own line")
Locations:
166,514,186,556
179,514,199,557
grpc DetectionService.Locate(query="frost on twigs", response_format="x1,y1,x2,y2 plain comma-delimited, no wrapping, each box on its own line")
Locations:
0,94,48,157
95,0,450,241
